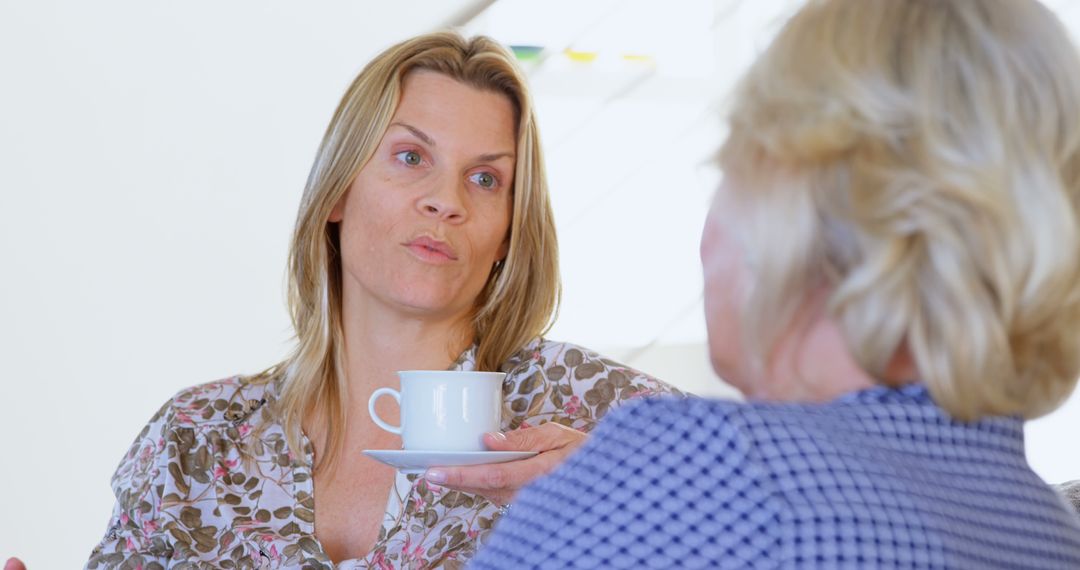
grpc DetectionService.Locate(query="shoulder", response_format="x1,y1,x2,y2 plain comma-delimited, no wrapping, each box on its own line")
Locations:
556,398,783,518
587,395,754,456
163,374,276,428
594,393,873,462
591,390,892,449
500,338,610,374
110,375,276,496
578,396,817,484
497,338,681,430
501,337,677,395
476,396,785,568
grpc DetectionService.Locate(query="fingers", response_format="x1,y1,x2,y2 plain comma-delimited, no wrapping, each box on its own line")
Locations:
428,450,562,490
422,422,590,505
434,482,515,507
483,422,584,452
424,441,578,505
5,558,26,570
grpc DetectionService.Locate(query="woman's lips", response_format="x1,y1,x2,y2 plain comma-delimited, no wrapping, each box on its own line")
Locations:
404,236,458,263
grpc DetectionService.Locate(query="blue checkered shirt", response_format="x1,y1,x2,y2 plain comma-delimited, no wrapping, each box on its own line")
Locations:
471,385,1080,569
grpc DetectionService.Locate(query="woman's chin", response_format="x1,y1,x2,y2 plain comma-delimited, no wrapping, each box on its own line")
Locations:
389,293,470,320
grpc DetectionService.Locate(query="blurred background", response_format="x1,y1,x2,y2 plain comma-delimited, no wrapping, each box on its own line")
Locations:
2,0,1079,566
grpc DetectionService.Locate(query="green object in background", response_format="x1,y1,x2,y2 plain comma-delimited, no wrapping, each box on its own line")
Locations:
511,45,544,62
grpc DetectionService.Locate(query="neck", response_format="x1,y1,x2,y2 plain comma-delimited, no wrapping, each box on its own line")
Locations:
341,291,475,403
302,289,475,468
304,286,476,456
747,302,879,403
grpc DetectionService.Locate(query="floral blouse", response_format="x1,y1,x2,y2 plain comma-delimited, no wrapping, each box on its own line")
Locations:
86,338,678,569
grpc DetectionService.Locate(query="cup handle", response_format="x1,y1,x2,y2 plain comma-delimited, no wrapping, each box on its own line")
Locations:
368,387,402,435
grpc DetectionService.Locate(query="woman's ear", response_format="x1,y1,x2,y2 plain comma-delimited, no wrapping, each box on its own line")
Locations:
328,193,347,223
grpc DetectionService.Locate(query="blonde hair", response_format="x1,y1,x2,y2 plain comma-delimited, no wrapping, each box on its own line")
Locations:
265,32,559,470
718,0,1080,420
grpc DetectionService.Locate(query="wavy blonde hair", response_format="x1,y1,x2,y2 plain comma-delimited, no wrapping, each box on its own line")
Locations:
264,32,559,470
718,0,1080,420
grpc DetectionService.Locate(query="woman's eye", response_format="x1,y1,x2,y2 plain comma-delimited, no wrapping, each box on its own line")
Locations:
396,150,422,166
470,172,497,189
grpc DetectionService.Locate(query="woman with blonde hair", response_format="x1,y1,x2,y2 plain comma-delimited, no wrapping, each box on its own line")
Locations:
84,31,674,568
473,0,1080,567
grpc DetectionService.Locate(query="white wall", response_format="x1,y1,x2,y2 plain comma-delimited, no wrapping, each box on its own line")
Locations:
0,2,481,567
2,1,1079,568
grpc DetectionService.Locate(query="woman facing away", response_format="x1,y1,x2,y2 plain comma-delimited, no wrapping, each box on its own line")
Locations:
472,0,1080,568
82,32,675,569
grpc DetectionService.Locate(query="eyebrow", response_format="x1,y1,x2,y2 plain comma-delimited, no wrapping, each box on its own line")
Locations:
389,121,515,163
391,121,436,147
477,151,515,162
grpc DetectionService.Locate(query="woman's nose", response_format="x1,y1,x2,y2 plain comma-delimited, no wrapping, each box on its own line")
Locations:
417,176,466,222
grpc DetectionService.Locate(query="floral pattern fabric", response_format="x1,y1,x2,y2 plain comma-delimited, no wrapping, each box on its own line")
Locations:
86,338,678,569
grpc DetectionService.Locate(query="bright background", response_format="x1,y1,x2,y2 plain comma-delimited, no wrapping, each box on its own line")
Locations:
2,1,1079,567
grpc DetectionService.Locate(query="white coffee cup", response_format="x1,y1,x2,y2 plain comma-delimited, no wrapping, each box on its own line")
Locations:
368,370,506,451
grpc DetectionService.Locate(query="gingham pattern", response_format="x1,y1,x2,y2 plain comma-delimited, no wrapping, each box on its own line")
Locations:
471,384,1080,569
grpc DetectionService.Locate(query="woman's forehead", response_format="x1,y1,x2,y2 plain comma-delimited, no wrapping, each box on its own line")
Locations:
390,72,518,154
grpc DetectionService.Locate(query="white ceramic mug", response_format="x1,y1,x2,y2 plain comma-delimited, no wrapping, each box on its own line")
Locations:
368,370,506,451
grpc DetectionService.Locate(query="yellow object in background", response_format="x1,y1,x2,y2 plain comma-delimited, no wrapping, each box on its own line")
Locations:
564,48,599,63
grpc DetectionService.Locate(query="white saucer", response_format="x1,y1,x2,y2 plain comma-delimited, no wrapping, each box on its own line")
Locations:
362,449,538,474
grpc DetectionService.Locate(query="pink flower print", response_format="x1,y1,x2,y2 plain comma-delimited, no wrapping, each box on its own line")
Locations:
120,513,130,525
563,395,581,415
261,533,275,543
234,523,257,539
174,410,193,424
532,350,542,361
410,545,425,562
372,551,394,570
467,528,479,540
142,520,158,534
412,480,431,510
269,544,280,560
125,537,135,551
238,423,252,437
215,458,240,480
629,388,658,400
